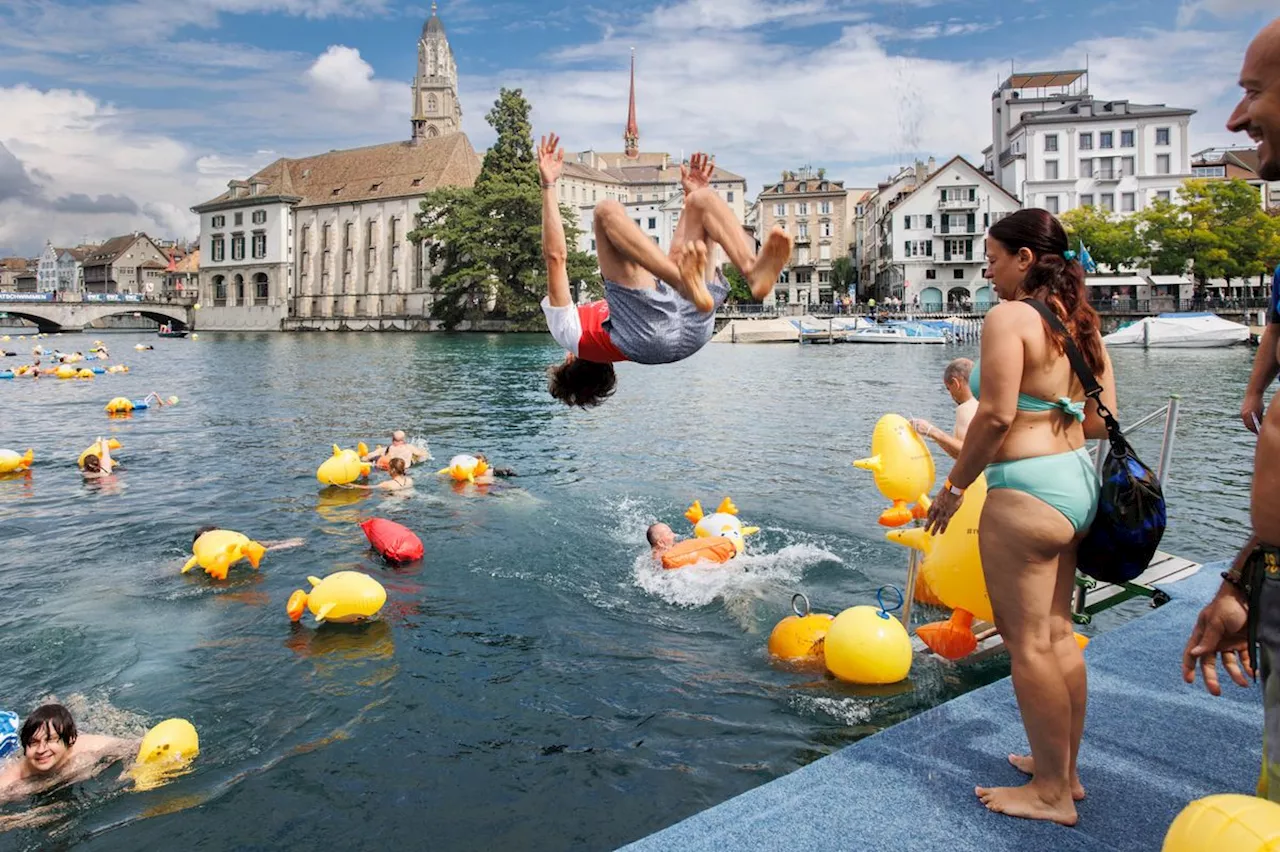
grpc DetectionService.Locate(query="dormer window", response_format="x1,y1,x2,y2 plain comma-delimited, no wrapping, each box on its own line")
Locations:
411,178,423,187
331,187,342,196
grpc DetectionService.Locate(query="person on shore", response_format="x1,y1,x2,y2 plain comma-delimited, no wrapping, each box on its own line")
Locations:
363,431,430,469
1183,16,1280,804
925,208,1115,826
0,704,139,803
911,357,978,459
81,438,115,480
646,523,677,559
538,132,792,408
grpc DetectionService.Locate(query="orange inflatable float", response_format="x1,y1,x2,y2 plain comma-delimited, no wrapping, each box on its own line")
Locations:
661,536,738,570
767,594,834,662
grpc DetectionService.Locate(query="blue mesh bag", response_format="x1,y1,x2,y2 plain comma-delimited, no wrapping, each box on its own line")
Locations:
0,710,18,760
1026,299,1166,583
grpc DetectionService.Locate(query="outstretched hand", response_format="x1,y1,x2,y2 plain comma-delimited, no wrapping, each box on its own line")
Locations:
681,151,714,195
538,133,564,186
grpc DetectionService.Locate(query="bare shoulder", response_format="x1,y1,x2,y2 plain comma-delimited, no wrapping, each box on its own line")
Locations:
0,758,21,788
75,733,134,759
982,301,1037,334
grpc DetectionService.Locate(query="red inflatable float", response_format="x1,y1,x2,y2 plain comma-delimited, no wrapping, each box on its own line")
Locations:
360,517,424,563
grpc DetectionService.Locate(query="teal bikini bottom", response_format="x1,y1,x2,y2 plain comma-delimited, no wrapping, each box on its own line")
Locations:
985,447,1101,533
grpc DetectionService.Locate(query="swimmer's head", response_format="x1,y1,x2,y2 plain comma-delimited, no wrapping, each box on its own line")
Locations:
387,457,406,476
391,430,406,444
193,525,218,545
547,358,616,409
943,358,974,404
646,523,676,554
21,704,77,774
82,454,100,473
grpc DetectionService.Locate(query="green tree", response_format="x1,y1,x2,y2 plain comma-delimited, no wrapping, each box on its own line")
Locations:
830,256,855,293
721,263,752,303
1137,179,1280,284
1059,206,1143,271
409,88,597,329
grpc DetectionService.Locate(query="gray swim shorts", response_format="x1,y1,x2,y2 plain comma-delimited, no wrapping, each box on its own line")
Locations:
1254,544,1280,801
603,271,729,365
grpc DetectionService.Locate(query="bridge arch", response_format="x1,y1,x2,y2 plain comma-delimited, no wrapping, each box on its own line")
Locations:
0,300,193,333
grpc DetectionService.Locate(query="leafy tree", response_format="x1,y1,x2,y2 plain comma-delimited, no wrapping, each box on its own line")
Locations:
1137,179,1280,284
721,263,752,303
1058,206,1144,271
830,256,855,293
409,88,597,329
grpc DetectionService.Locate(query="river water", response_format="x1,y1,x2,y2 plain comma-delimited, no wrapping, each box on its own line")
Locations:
0,330,1259,850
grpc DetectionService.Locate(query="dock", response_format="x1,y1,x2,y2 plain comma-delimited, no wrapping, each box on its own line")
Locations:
620,561,1262,852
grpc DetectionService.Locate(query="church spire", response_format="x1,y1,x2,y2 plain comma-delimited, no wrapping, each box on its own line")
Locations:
624,48,639,160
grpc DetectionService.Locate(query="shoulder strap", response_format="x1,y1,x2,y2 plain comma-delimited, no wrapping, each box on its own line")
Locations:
1021,298,1123,438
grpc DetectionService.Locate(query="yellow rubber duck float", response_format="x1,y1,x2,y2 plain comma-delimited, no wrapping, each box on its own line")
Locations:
684,496,759,556
316,443,372,486
287,572,387,625
0,449,34,474
182,529,266,581
78,438,121,468
54,364,77,379
127,718,199,792
437,454,488,483
853,414,935,527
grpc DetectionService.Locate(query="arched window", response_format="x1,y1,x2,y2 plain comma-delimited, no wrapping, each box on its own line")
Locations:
427,125,439,138
426,93,438,114
213,274,226,306
234,273,244,303
254,272,269,304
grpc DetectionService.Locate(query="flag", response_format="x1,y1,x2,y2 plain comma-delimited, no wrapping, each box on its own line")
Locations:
1079,239,1098,274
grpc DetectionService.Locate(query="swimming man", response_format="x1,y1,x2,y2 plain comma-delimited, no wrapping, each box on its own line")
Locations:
363,431,431,469
0,704,138,804
911,357,978,459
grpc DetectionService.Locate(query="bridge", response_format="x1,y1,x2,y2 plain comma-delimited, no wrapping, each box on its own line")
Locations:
0,294,196,333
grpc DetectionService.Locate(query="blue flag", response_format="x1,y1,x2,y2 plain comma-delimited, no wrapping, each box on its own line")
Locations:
1079,239,1098,274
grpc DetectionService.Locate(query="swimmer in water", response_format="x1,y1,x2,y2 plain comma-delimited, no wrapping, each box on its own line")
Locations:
192,526,305,551
344,457,414,491
646,523,677,559
473,454,517,485
81,438,115,480
363,431,431,469
0,704,139,804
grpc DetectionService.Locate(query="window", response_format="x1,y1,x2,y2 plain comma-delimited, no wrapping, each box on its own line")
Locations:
213,274,226,305
954,268,965,280
795,271,811,284
821,220,832,238
1121,156,1135,177
1156,154,1171,175
252,210,266,224
1081,193,1095,207
252,232,266,259
211,235,225,262
819,201,831,214
1121,192,1135,212
231,234,245,260
818,270,829,284
1157,190,1172,202
234,212,243,226
1079,132,1093,150
212,215,225,228
411,178,422,187
300,226,310,273
647,217,656,230
234,273,244,302
1079,158,1093,178
427,93,438,114
727,191,735,203
1046,195,1060,214
925,269,937,280
1045,160,1059,180
1156,127,1170,146
797,222,809,239
797,202,809,216
1100,193,1115,212
1097,157,1116,180
1192,165,1227,177
1045,134,1059,152
1100,132,1113,149
254,272,269,303
1120,130,1134,148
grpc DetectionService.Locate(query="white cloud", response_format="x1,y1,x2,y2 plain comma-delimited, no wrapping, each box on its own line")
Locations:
1177,0,1277,27
307,45,382,104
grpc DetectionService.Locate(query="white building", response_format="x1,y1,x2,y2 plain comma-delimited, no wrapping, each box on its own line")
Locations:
984,70,1194,215
36,243,90,293
191,5,480,330
862,157,1021,309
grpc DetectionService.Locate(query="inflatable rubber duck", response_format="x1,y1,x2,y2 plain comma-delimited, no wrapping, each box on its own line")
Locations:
853,414,936,527
316,443,372,486
78,438,121,468
0,449,34,474
54,364,77,379
104,397,134,414
107,364,129,374
128,718,199,792
684,497,759,556
437,454,488,483
287,572,387,625
182,529,266,581
75,368,94,379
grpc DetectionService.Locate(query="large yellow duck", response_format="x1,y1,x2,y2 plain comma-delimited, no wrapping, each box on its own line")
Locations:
127,718,199,792
684,497,760,556
437,454,488,483
0,449,34,474
182,529,266,581
853,414,935,527
316,443,371,486
287,572,387,625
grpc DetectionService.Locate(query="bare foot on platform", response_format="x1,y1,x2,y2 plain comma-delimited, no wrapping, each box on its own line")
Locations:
676,240,713,312
976,782,1078,826
1008,754,1086,801
748,227,792,300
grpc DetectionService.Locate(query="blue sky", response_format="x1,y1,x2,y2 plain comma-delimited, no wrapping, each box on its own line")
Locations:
0,0,1273,255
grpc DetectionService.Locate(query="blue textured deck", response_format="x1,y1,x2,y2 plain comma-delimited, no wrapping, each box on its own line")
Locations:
621,562,1262,852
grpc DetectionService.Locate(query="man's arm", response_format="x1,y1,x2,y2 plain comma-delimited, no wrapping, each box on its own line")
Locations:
1243,324,1280,433
539,133,572,308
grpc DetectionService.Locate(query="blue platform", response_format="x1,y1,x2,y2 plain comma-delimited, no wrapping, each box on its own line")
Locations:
622,562,1262,852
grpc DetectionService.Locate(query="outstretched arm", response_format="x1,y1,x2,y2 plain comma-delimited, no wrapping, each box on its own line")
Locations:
539,133,572,308
99,438,114,474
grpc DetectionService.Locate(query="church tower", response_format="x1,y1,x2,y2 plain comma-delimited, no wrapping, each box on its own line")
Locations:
623,48,639,159
411,2,462,142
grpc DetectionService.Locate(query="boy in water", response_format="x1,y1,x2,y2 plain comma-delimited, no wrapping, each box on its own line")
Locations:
0,704,138,803
538,133,792,407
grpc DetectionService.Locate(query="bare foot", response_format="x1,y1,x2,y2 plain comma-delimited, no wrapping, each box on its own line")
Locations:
747,227,792,300
676,240,713,312
976,783,1078,826
1008,754,1086,800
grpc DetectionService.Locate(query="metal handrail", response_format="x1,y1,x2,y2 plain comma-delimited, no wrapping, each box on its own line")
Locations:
1091,394,1181,486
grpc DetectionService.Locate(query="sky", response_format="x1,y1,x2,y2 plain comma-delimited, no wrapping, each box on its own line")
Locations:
0,0,1273,256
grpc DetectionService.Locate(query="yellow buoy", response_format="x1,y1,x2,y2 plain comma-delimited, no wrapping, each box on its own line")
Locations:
287,571,387,625
768,593,834,663
1162,794,1280,852
823,602,913,685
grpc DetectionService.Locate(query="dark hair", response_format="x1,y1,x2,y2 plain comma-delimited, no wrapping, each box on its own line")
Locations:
988,208,1105,376
193,525,218,544
21,704,77,751
387,457,406,476
83,454,100,472
547,359,617,408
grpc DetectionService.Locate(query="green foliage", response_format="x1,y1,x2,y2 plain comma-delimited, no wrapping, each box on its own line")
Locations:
1059,206,1144,271
721,264,752,302
1134,179,1280,282
830,256,855,293
409,87,598,329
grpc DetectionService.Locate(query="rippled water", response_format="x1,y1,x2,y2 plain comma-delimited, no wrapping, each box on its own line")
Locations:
0,330,1259,850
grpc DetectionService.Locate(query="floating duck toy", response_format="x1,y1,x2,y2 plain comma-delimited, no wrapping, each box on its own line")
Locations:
0,449,34,474
76,368,94,379
106,365,129,374
316,443,372,486
134,344,154,351
853,414,935,527
182,529,266,581
78,438,121,468
684,496,759,555
287,572,387,625
768,593,834,664
437,454,488,483
823,589,913,685
128,718,199,792
54,364,77,379
105,397,134,414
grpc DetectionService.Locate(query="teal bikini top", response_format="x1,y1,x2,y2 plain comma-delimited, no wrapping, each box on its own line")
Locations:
969,363,1085,422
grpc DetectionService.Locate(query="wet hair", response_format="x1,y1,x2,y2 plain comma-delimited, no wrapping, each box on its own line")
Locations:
645,524,667,547
20,704,77,751
943,357,973,386
988,208,1105,376
547,359,617,409
83,454,100,472
387,457,406,476
193,525,218,544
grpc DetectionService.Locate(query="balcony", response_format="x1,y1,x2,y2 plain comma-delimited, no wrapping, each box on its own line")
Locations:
938,196,979,210
933,223,981,236
1094,170,1121,183
793,234,811,245
935,253,979,265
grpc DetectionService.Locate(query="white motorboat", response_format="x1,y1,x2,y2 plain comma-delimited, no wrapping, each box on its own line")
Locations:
844,321,946,344
1103,312,1250,349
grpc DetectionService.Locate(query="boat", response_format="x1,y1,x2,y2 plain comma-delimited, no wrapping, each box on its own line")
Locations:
157,325,189,339
844,321,946,344
1102,312,1249,348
